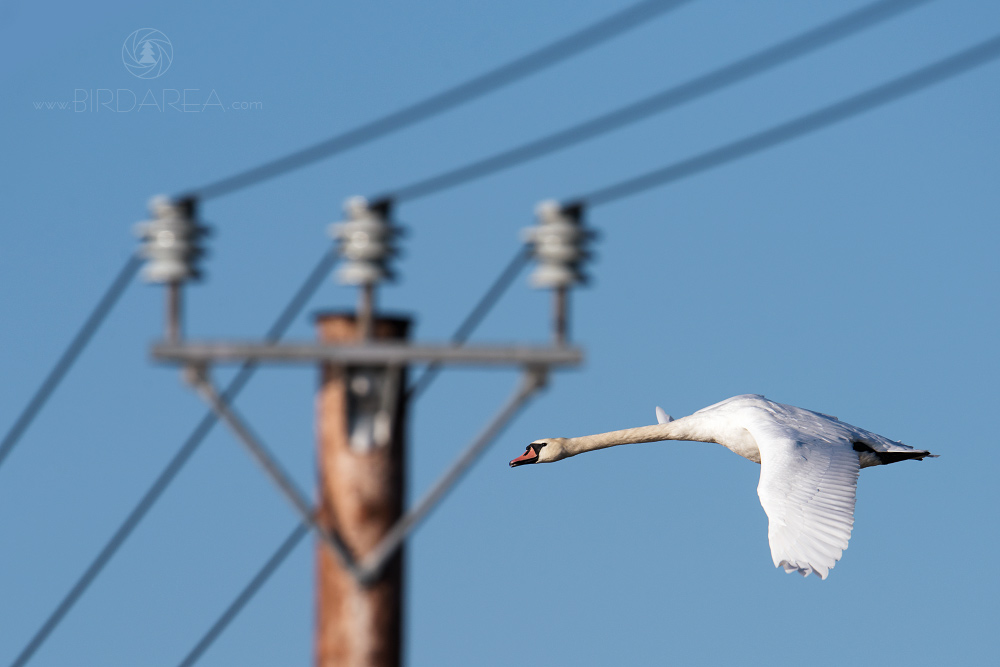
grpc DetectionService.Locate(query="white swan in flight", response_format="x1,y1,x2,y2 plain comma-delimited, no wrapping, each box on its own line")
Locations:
510,394,936,579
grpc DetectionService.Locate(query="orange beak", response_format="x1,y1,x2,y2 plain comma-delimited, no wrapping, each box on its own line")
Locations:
509,446,539,468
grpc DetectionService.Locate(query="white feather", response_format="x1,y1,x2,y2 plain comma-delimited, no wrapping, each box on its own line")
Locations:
655,406,673,424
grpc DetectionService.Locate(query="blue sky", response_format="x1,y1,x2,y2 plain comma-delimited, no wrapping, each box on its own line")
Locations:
2,1,999,665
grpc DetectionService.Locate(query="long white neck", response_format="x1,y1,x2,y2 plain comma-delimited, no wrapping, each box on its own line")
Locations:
563,416,717,457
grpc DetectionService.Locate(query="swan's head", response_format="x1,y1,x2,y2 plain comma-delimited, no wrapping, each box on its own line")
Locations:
509,438,570,467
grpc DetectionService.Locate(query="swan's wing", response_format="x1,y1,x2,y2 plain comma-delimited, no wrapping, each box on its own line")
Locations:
655,406,673,424
753,426,860,580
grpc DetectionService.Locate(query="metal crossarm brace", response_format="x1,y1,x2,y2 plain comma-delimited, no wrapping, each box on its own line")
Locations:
179,363,548,588
354,367,546,585
183,366,362,579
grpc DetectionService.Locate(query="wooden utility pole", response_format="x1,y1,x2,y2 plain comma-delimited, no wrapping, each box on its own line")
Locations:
315,312,410,667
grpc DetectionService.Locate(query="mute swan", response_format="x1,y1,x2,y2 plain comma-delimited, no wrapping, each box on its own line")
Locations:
510,394,936,579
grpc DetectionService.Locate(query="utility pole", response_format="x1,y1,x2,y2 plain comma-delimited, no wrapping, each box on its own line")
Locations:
145,195,592,667
315,313,408,667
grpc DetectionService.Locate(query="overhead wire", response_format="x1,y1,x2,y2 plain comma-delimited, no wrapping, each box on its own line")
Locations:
576,33,1000,206
175,525,309,667
404,245,534,401
184,0,694,201
0,255,142,473
381,0,938,203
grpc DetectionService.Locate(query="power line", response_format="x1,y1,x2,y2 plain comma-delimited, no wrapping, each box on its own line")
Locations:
578,33,1000,207
185,0,694,201
176,523,309,667
405,245,533,401
0,254,141,474
7,249,337,667
382,0,937,203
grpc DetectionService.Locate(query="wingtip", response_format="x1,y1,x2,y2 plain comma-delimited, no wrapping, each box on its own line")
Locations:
778,560,830,580
655,406,673,424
